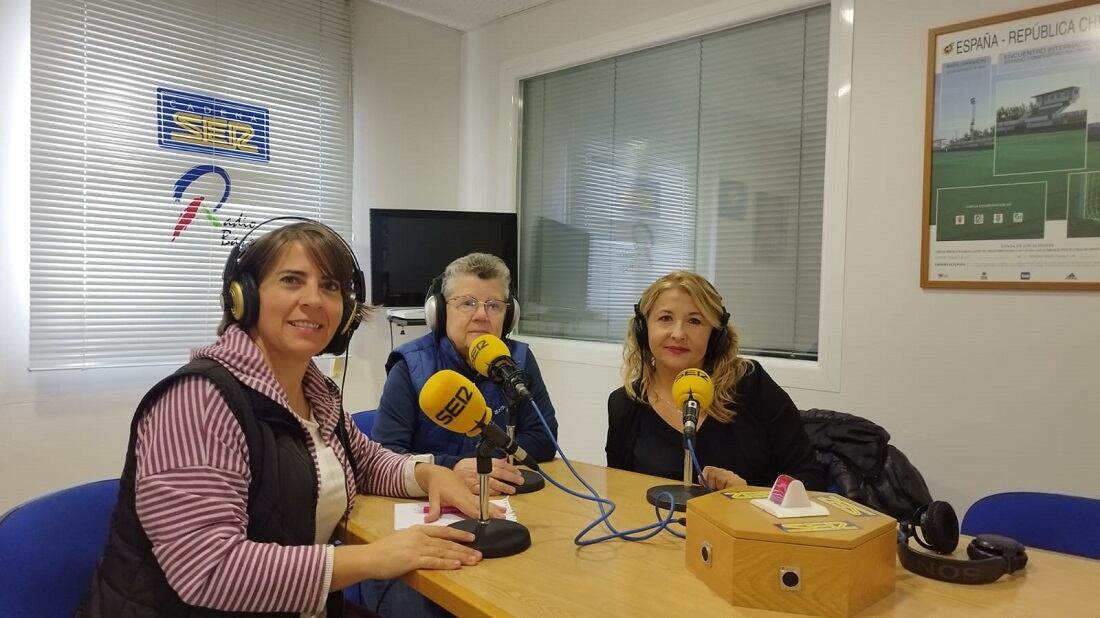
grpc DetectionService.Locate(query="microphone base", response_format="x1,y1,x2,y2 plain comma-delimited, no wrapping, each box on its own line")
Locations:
507,469,545,494
449,518,531,558
646,483,712,512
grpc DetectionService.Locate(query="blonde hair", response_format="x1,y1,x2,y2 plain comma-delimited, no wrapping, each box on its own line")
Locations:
622,271,750,422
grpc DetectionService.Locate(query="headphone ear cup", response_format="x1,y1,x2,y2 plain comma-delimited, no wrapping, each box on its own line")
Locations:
423,276,446,336
423,293,442,335
967,534,1028,573
705,328,728,359
322,257,367,356
704,310,731,360
503,297,520,335
919,501,960,554
633,304,648,352
230,273,260,330
323,296,359,356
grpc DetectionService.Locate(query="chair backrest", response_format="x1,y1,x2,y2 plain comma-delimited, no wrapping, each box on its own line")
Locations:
961,491,1100,560
0,479,119,617
352,409,377,439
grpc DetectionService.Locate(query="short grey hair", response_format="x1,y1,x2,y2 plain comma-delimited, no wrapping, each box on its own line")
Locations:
441,252,511,299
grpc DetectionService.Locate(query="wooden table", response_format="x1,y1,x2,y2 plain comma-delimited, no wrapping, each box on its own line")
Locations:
344,460,1097,617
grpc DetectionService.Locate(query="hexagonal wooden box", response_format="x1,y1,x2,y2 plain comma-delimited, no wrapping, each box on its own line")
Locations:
686,489,897,617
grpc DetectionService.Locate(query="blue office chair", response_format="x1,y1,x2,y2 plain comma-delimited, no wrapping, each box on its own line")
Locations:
352,409,377,438
961,491,1100,560
0,479,119,616
343,409,378,610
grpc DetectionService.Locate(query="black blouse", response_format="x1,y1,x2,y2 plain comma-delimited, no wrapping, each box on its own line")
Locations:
605,360,827,491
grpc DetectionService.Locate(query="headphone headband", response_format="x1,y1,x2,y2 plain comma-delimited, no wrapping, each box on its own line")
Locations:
228,215,362,278
897,501,1027,585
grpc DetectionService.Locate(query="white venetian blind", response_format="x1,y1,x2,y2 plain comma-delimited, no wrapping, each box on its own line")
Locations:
30,0,352,369
518,5,828,359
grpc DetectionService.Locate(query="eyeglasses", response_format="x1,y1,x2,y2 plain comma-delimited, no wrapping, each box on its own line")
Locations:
448,295,508,316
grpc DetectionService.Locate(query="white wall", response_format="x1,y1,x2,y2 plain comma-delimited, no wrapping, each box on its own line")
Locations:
344,1,461,412
456,0,1100,516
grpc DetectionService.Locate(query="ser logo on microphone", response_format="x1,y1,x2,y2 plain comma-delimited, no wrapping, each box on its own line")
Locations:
468,338,489,365
436,385,474,425
678,368,711,383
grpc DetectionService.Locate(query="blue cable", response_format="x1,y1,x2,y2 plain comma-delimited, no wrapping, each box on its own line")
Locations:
688,439,712,491
525,399,708,544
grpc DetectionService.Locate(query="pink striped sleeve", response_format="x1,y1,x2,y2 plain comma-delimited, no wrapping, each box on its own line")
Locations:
135,376,328,613
343,414,415,497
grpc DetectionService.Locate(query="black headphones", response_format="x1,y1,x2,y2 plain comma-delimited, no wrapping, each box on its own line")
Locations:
423,274,519,337
220,216,366,355
897,501,1028,585
632,279,731,361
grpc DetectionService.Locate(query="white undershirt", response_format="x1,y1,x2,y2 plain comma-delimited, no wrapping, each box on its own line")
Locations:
297,412,431,617
300,414,347,618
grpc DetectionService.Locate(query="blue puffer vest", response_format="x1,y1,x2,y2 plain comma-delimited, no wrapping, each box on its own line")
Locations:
385,333,529,460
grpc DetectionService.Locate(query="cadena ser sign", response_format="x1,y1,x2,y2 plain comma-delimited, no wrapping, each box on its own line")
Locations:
157,87,269,162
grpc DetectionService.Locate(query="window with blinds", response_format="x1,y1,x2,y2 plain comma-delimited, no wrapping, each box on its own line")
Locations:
30,0,351,369
517,5,828,360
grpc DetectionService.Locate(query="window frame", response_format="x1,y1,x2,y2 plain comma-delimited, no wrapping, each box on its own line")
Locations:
497,0,853,392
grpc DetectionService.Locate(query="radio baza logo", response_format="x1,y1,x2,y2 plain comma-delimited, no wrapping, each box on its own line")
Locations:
169,164,257,244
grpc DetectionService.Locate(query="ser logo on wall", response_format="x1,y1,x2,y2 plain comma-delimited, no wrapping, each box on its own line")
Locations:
158,88,269,243
157,88,269,161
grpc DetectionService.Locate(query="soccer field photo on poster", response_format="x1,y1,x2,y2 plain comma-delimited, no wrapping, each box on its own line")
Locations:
922,0,1100,290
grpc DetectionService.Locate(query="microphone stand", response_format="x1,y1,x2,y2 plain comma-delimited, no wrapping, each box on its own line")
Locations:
504,400,545,494
449,438,531,558
646,406,711,512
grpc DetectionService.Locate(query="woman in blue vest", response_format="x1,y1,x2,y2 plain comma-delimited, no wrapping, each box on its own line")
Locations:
369,253,559,616
373,252,559,494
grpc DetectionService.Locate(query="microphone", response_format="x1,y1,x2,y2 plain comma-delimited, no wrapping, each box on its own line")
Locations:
671,368,714,443
467,334,532,401
419,369,540,471
644,368,716,512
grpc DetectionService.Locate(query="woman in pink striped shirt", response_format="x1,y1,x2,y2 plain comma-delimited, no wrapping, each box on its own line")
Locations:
81,220,496,617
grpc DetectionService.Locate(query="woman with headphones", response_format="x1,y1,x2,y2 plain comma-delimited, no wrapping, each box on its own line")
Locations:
373,252,559,495
369,252,559,618
607,271,826,492
82,220,494,617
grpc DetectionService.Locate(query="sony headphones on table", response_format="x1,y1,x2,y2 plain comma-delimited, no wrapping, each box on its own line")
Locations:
897,500,1028,585
221,216,366,355
423,274,520,336
632,278,731,361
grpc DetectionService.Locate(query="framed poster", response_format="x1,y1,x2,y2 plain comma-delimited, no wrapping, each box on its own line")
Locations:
923,0,1100,290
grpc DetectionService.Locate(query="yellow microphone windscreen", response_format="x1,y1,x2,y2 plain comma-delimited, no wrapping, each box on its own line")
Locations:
467,333,511,377
419,369,490,436
672,368,714,409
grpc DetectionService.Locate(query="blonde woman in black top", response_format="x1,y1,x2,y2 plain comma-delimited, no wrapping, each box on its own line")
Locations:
606,271,826,491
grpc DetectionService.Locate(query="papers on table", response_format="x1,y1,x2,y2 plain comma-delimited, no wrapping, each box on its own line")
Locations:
393,497,516,530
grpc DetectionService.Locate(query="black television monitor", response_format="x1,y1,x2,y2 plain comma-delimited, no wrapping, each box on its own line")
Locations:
369,209,518,306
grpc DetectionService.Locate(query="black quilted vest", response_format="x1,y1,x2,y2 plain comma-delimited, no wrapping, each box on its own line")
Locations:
79,359,353,617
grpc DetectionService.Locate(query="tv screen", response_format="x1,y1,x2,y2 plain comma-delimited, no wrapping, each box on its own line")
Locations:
369,209,518,306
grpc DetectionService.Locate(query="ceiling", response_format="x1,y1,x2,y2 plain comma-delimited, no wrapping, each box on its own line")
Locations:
370,0,555,32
